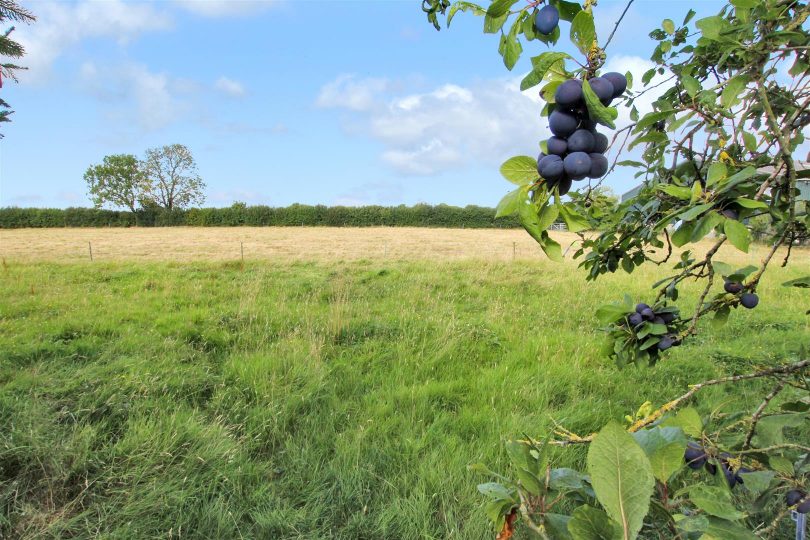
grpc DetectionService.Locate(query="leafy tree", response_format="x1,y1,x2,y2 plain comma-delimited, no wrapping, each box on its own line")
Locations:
84,154,149,213
0,0,35,136
427,0,809,537
141,144,206,210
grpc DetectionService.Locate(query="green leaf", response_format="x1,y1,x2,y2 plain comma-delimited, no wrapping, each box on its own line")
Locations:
632,427,687,484
550,468,588,491
707,162,727,186
657,185,691,199
537,200,561,231
671,222,695,248
501,32,522,70
587,422,654,540
530,51,572,79
690,180,702,204
520,69,544,91
723,219,750,252
677,203,713,222
582,79,618,129
690,211,723,243
736,470,775,496
783,276,810,288
550,0,581,22
546,513,574,539
703,517,758,540
568,505,622,540
500,155,539,185
570,10,596,56
733,197,768,209
742,131,757,152
559,204,590,232
595,304,631,325
478,482,516,501
696,16,727,41
662,19,675,34
720,166,759,191
540,232,563,262
755,414,807,447
486,0,518,18
660,407,702,438
632,111,673,134
495,187,527,218
689,486,745,520
447,2,486,27
484,11,508,33
721,75,748,108
681,74,700,98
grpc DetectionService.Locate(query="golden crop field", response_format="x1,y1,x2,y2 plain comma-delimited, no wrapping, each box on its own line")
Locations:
0,226,797,264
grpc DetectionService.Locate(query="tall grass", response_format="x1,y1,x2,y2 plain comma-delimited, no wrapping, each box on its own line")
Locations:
1,256,807,538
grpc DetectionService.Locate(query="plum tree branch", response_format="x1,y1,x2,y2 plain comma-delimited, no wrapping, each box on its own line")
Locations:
603,0,635,51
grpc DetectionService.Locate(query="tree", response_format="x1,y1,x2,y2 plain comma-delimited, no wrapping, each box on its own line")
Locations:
427,0,809,537
0,0,35,136
84,154,148,213
141,144,206,210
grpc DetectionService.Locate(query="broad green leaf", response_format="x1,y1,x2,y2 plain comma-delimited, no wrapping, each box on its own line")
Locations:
674,514,709,534
484,11,508,33
520,69,544,91
486,0,518,18
478,482,515,501
681,74,700,98
657,185,691,199
587,422,654,540
662,19,675,34
707,162,727,185
742,131,757,152
689,485,745,520
501,32,522,70
721,75,748,108
568,505,621,540
570,10,596,55
633,111,673,134
632,427,687,483
559,204,590,232
516,467,543,496
671,222,695,248
582,79,618,129
595,304,631,325
660,407,702,438
696,16,727,41
677,203,713,222
690,180,702,203
783,276,810,288
737,470,775,496
447,1,486,27
702,517,758,540
550,468,588,491
719,166,758,191
690,211,723,242
546,513,574,539
530,51,572,79
537,200,560,231
734,197,768,209
540,232,563,262
495,187,526,218
550,0,581,22
723,219,750,252
755,414,807,447
500,155,539,185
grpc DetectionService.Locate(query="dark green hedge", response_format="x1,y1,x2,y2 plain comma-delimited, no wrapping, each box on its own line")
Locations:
0,204,522,229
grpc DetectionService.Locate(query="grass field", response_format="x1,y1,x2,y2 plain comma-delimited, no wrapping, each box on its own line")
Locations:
1,228,808,539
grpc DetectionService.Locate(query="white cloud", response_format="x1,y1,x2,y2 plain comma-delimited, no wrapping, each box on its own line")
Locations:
602,54,672,129
316,74,390,112
316,75,546,175
174,0,276,18
15,0,172,83
80,62,191,132
215,76,246,98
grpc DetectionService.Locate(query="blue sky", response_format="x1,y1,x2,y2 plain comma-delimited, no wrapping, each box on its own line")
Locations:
1,0,730,209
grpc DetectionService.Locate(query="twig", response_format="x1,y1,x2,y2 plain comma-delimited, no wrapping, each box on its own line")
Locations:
603,0,635,51
742,379,787,450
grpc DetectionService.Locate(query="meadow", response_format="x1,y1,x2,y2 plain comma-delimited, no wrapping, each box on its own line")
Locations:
1,228,808,539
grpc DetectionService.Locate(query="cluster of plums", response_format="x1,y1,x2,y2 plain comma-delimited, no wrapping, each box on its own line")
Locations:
684,443,749,489
536,72,627,195
623,302,680,351
533,4,559,35
787,489,810,514
724,280,759,309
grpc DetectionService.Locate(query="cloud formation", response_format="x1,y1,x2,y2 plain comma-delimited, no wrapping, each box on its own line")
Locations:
316,74,547,175
215,77,247,98
173,0,276,18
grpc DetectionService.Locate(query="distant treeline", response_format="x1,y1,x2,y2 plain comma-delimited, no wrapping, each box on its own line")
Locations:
0,204,522,229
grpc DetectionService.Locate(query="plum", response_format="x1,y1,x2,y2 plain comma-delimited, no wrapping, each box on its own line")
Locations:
556,175,573,196
547,136,568,156
740,293,759,309
538,155,564,182
628,312,643,326
724,281,743,294
799,498,810,514
787,490,806,507
721,208,739,220
534,4,559,35
588,153,609,178
657,336,674,351
592,131,609,153
602,72,628,98
549,110,579,137
554,79,583,108
684,442,707,469
635,303,650,313
640,307,655,321
587,77,615,105
658,312,676,324
563,152,592,180
705,461,717,475
567,129,595,153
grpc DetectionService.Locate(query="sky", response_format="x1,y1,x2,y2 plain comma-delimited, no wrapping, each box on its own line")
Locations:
0,0,737,209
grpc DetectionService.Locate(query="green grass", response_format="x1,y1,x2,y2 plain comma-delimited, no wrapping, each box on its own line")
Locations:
1,256,808,539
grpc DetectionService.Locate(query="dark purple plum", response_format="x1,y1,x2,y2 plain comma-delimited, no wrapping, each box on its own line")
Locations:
563,152,592,180
556,175,573,196
549,110,579,137
554,79,583,108
724,281,743,294
592,132,608,153
798,499,810,514
538,155,564,182
740,293,759,309
588,153,609,178
588,77,615,105
659,312,676,324
652,316,666,325
705,461,717,475
640,308,655,321
567,129,595,153
684,442,707,469
635,303,650,313
628,313,643,326
534,4,559,35
547,136,568,156
602,72,628,98
787,490,806,507
657,336,674,351
721,208,739,220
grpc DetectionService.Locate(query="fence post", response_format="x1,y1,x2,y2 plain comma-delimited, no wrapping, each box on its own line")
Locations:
241,241,244,262
513,242,516,261
88,242,93,261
